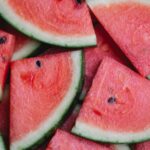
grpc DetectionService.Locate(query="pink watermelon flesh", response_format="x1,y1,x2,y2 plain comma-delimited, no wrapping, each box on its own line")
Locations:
46,129,116,150
76,57,150,134
135,141,150,150
0,87,9,140
10,52,74,143
0,30,15,99
82,23,130,97
88,1,150,77
8,0,94,37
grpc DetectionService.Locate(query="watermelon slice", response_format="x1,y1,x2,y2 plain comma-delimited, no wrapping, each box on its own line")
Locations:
0,134,6,150
135,141,150,150
0,20,40,61
0,0,96,48
86,0,150,78
81,23,130,99
47,129,130,150
0,30,15,100
0,86,9,141
10,50,83,150
72,57,150,143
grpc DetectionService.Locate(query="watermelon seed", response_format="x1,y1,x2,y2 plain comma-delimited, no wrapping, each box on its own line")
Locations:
107,96,116,104
0,36,7,44
36,60,41,68
76,0,82,4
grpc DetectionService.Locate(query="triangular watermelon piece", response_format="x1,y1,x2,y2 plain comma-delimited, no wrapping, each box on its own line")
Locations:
81,23,130,99
0,30,15,100
0,134,6,150
10,50,83,149
0,0,96,48
86,0,150,78
72,57,150,143
47,129,130,150
135,141,150,150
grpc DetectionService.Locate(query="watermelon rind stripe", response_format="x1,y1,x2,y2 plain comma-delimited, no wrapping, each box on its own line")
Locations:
12,40,41,61
86,0,150,7
0,134,6,150
0,0,96,48
72,121,150,143
10,50,83,150
114,144,131,150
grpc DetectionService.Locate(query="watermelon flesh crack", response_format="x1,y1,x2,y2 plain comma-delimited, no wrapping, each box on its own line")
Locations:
0,0,96,47
72,57,150,143
10,50,83,150
86,0,150,77
0,30,15,100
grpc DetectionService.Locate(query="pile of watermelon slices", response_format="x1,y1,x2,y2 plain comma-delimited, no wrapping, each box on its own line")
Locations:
0,0,150,149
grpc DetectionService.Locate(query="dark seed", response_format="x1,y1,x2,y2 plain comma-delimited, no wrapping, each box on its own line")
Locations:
0,36,7,44
76,0,82,4
35,60,41,68
107,96,116,104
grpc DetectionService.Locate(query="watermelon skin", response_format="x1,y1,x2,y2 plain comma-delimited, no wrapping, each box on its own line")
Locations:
81,23,130,99
72,57,150,143
0,134,6,150
135,141,150,150
10,50,83,150
0,30,15,100
0,0,96,48
86,0,150,77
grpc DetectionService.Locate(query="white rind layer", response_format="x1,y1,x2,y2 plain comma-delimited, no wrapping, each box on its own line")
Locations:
72,121,150,143
86,0,150,8
0,135,6,150
114,144,130,150
0,0,96,47
12,41,40,61
10,50,83,150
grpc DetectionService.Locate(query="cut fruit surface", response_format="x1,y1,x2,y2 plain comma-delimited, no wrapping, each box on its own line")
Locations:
135,141,150,150
72,57,150,143
0,134,6,150
81,23,129,99
47,129,130,150
86,0,150,77
10,50,83,150
0,30,15,100
0,0,96,47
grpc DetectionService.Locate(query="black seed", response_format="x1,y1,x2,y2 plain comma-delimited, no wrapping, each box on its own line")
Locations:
107,96,116,104
0,36,7,44
35,60,41,68
76,0,82,4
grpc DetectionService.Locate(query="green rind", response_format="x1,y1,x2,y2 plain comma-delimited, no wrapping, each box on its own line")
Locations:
10,50,83,150
0,1,96,48
0,134,6,150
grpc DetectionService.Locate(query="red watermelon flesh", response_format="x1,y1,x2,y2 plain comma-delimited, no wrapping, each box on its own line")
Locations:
82,23,130,97
135,141,150,150
0,30,15,99
0,87,9,140
73,57,150,142
46,129,116,150
87,1,150,77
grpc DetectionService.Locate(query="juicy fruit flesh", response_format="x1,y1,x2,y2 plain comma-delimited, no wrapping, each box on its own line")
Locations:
9,0,94,36
10,53,73,142
135,141,150,150
91,2,150,77
47,129,114,150
77,57,150,132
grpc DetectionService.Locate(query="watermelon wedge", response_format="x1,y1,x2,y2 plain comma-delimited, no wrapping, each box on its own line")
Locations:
10,50,83,150
47,129,130,150
0,0,96,48
135,141,150,150
0,134,6,150
72,57,150,143
81,23,130,99
86,0,150,78
0,30,15,100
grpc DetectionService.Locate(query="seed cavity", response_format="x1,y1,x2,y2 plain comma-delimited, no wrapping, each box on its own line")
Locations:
35,60,41,68
107,96,116,104
0,36,7,44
